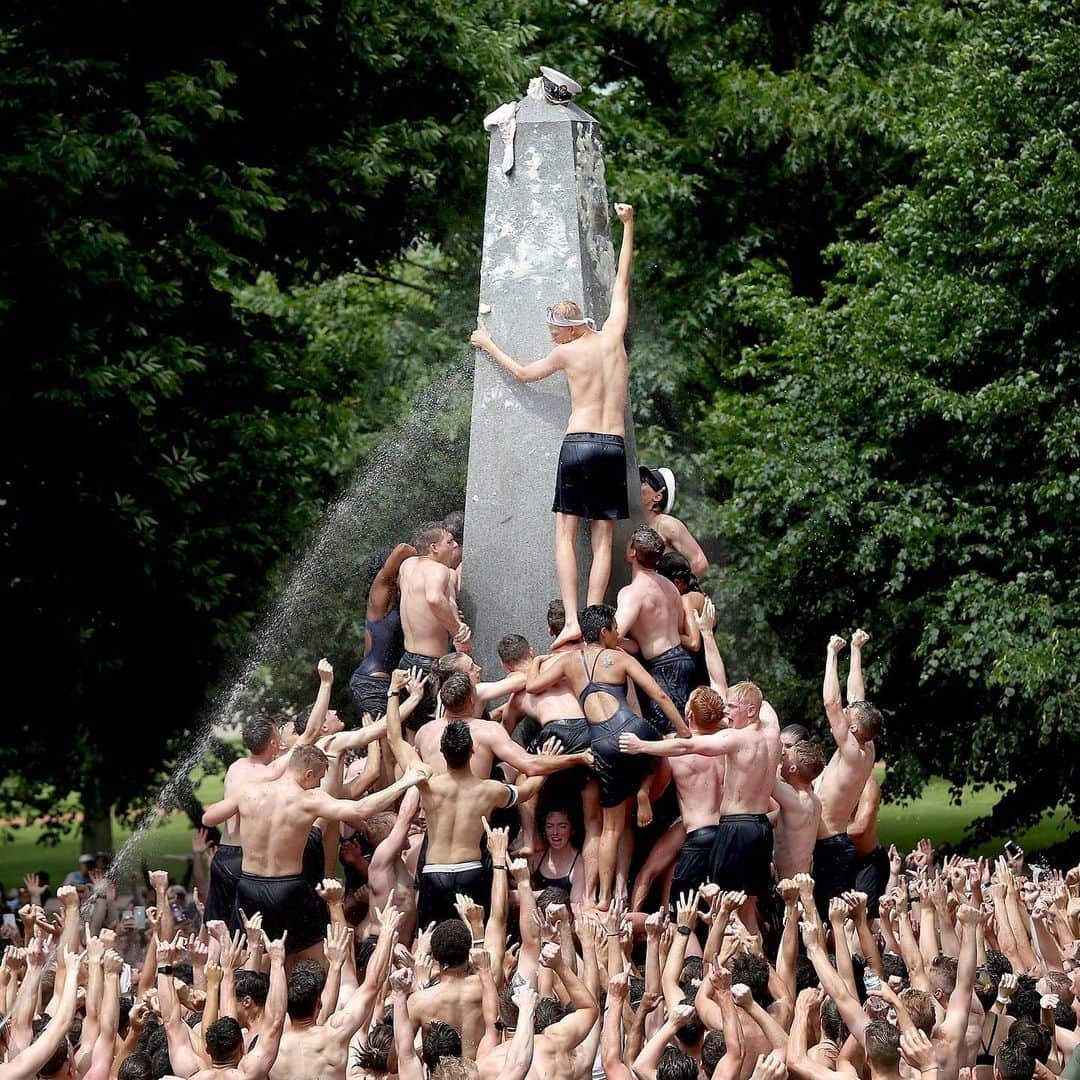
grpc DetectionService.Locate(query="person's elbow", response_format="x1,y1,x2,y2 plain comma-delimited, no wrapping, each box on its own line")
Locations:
691,553,709,576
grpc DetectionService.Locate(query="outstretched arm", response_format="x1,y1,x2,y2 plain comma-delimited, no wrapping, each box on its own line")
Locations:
696,598,729,696
847,629,869,703
601,973,636,1080
824,636,856,752
633,1006,694,1080
621,728,734,758
524,651,571,695
158,938,208,1078
470,322,566,384
476,672,527,705
604,204,634,335
241,935,288,1079
0,947,80,1080
298,659,335,744
389,969,424,1080
385,670,424,772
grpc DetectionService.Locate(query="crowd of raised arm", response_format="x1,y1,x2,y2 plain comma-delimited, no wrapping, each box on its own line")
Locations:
3,204,1073,1079
3,598,1078,1080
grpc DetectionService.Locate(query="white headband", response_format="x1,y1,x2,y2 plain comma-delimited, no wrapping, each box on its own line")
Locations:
546,306,596,329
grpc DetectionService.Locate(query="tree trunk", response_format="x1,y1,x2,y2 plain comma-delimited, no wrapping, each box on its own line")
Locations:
80,768,114,856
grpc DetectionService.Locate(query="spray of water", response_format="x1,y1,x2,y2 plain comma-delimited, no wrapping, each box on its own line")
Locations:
0,355,474,1032
110,353,475,878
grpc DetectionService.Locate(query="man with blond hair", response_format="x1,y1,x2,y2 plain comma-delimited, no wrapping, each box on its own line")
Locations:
772,738,826,878
620,679,781,930
470,204,636,646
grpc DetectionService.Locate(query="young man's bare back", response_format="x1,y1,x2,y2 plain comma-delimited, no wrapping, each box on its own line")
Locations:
471,204,636,644
772,740,826,878
614,525,697,733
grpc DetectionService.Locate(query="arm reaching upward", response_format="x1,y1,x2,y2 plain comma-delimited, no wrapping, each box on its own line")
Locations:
604,203,634,335
847,630,869,703
696,598,729,696
299,658,335,744
241,934,288,1079
601,973,636,1080
385,669,424,772
823,636,852,747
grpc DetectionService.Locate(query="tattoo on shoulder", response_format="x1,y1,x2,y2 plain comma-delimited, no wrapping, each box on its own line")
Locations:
601,656,614,667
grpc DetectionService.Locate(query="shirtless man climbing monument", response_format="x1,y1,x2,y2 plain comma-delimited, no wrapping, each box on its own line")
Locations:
615,524,697,733
813,631,884,917
397,520,472,727
470,203,636,647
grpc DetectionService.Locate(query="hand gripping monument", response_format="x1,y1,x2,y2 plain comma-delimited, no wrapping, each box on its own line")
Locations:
462,68,642,672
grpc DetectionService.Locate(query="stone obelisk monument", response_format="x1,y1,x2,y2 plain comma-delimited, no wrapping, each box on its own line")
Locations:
460,68,641,674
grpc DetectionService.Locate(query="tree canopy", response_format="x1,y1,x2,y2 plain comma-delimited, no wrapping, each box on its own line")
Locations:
3,0,1077,851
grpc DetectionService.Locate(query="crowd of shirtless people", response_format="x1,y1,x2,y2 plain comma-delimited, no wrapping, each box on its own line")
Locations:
4,204,1080,1080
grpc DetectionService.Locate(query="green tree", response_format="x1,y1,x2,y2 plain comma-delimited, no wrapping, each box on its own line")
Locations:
1,0,533,846
680,0,1079,844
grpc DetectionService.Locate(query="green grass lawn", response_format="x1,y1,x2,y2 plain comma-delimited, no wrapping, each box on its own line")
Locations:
1,771,1075,896
878,774,1076,858
0,772,225,897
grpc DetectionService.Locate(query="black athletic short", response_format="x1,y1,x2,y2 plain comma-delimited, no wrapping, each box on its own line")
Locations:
347,669,391,725
552,432,629,521
204,844,243,930
511,716,542,750
527,717,593,802
588,708,658,808
813,832,859,918
395,649,439,730
670,824,719,905
853,844,890,918
640,644,697,734
416,863,492,930
234,871,326,955
709,813,774,900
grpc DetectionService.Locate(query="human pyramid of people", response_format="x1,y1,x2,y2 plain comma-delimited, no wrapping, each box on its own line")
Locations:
3,205,1079,1080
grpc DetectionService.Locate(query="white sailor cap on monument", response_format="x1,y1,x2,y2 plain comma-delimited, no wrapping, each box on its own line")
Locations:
539,66,583,104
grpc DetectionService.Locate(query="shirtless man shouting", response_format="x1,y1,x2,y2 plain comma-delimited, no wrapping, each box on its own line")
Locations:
397,520,471,728
614,524,697,733
813,632,884,917
202,744,427,964
620,681,781,932
471,203,636,646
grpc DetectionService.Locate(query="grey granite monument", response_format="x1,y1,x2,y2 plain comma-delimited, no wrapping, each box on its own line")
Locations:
460,68,642,675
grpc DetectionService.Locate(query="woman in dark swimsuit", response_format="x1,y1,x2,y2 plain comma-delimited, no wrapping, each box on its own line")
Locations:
348,543,415,724
531,809,584,904
526,604,687,909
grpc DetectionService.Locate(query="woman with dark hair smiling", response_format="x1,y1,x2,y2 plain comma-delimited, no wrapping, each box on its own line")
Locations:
531,807,585,904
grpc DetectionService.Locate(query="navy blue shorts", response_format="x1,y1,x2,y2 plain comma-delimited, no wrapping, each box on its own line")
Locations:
552,433,629,520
